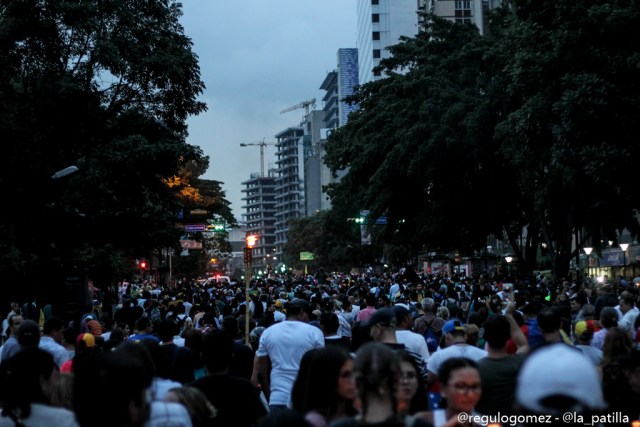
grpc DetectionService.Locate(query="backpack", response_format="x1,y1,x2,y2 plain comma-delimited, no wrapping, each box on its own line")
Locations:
417,316,440,353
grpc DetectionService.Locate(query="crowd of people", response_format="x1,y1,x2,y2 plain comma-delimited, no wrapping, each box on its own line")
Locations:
0,268,639,427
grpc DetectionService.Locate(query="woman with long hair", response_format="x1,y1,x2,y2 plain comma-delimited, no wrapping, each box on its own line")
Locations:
291,347,357,427
396,350,430,416
331,342,431,427
599,326,635,422
417,357,483,427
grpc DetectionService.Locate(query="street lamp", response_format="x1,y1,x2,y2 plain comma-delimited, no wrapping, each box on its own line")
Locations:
51,165,79,179
620,243,629,278
505,255,513,276
583,247,593,278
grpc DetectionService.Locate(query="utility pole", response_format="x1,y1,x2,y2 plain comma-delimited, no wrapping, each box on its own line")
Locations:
240,138,277,177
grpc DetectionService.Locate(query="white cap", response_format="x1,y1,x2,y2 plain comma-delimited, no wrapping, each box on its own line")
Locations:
516,343,606,414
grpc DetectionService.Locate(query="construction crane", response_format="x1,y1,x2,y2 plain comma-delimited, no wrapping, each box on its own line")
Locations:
280,98,316,117
240,138,277,177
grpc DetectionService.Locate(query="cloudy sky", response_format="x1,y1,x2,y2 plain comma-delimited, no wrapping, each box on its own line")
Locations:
178,1,358,220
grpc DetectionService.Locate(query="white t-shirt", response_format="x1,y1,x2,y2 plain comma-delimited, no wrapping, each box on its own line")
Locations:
0,403,79,427
426,343,487,375
256,320,325,406
396,329,430,363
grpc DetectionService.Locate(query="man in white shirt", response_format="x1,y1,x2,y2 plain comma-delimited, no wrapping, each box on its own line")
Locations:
426,319,487,387
39,316,71,368
393,304,430,365
252,298,324,413
618,294,639,334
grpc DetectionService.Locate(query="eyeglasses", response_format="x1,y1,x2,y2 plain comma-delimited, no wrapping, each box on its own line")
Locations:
448,383,481,394
399,371,418,381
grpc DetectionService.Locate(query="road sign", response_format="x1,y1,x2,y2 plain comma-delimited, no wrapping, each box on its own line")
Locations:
300,251,314,261
185,224,206,232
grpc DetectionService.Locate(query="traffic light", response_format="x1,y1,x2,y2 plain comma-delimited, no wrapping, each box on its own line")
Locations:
246,234,258,248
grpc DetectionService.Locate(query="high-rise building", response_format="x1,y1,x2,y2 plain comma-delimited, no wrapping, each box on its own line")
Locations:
241,172,277,269
357,0,420,84
424,0,503,36
274,127,305,258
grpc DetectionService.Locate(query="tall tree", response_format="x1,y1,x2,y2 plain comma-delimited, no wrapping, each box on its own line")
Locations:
0,0,219,300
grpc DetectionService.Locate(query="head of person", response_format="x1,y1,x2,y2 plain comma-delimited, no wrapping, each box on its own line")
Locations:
286,298,312,321
156,318,178,343
516,343,606,420
396,350,429,414
353,342,400,417
442,319,466,346
421,297,435,313
291,347,356,420
319,312,340,337
599,307,619,329
165,386,217,427
74,341,153,427
201,330,233,374
8,314,23,337
392,305,412,330
438,357,481,415
17,319,41,349
619,294,636,314
367,307,397,341
482,315,511,350
0,347,57,420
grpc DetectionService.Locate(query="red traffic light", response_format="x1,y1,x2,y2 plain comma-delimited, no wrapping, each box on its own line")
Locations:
140,261,147,269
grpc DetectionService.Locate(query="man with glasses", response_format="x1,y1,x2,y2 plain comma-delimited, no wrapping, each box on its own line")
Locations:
0,314,24,361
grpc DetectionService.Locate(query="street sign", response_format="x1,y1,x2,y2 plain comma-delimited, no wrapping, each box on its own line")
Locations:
300,252,314,261
185,224,206,232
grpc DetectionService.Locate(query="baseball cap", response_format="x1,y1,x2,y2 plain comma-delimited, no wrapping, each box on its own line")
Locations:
442,319,465,334
367,308,396,328
516,343,606,415
76,333,96,348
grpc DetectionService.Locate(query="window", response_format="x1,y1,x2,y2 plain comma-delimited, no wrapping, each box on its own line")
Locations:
372,13,379,23
373,49,381,59
373,69,382,77
372,31,380,40
372,0,379,4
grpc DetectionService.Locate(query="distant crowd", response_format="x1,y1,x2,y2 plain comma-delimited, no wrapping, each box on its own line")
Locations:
0,269,639,427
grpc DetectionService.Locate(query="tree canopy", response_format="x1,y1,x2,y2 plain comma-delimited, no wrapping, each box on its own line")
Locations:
0,0,232,300
324,0,640,279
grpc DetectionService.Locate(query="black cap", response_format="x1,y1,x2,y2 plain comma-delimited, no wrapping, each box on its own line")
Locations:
17,319,41,348
368,308,397,328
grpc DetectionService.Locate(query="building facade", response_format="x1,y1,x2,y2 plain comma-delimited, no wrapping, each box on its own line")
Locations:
357,0,420,84
241,172,277,269
274,127,305,259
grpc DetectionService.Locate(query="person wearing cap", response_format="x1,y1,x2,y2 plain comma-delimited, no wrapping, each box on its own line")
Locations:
252,297,324,413
425,319,487,388
368,307,428,380
515,343,606,424
272,300,286,323
393,305,430,366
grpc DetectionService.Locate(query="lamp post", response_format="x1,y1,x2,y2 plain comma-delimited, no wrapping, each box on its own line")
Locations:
244,234,258,344
620,243,629,279
583,247,593,278
505,255,513,277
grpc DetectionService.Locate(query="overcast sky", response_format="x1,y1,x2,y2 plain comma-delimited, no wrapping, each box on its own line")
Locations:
178,1,358,221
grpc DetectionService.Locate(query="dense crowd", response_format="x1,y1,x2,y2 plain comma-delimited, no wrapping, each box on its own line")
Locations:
0,269,639,427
